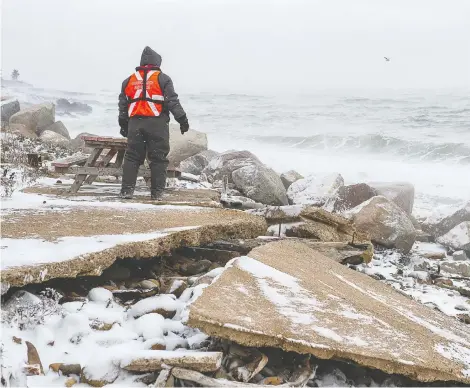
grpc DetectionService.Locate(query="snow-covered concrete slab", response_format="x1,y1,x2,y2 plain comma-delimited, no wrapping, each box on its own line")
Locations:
0,193,266,292
188,240,470,384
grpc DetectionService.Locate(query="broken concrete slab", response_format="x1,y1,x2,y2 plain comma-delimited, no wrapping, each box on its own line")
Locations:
1,206,266,291
188,240,470,384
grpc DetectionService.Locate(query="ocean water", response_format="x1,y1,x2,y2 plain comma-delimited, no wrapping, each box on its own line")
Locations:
3,83,469,217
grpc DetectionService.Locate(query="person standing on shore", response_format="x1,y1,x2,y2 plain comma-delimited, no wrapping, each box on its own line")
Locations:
118,46,189,200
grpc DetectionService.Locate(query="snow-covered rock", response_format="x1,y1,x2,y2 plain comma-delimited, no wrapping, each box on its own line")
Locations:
232,164,288,206
69,132,97,153
39,130,69,147
9,102,55,135
440,260,470,277
368,182,415,215
81,360,120,387
280,170,303,189
40,121,70,139
437,221,470,252
168,124,208,167
287,173,344,206
179,150,219,175
324,183,378,213
87,287,113,303
422,202,470,238
348,195,416,253
453,250,469,261
133,313,165,340
202,150,262,183
128,294,182,319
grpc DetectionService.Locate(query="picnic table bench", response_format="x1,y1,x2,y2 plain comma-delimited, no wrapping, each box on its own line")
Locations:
52,136,180,193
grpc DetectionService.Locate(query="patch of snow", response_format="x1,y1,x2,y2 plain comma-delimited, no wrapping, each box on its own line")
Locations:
88,287,113,303
128,294,182,319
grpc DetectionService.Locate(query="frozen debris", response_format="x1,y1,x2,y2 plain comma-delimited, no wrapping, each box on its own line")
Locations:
119,350,223,373
188,239,470,384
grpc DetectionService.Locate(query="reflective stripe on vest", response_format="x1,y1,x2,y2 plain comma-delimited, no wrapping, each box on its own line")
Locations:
125,69,164,117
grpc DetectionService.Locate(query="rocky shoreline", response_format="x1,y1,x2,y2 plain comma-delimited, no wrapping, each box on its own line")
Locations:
1,100,469,387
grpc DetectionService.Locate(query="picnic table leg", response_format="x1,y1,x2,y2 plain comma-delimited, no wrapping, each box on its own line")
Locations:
113,150,126,181
69,148,103,193
84,148,118,185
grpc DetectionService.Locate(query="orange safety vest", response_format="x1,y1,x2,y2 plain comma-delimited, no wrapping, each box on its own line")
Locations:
125,68,164,117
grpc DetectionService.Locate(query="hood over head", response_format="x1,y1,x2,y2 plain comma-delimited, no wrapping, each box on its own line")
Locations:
140,46,162,67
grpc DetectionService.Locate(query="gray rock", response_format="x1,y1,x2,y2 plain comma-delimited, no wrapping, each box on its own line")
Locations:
168,124,208,167
202,150,262,183
324,183,378,213
423,202,470,238
453,250,468,261
437,221,470,252
39,130,69,147
69,132,97,153
368,182,415,215
40,121,70,139
280,170,303,189
440,260,470,277
349,195,416,253
179,150,219,175
9,102,55,135
1,98,20,126
287,173,344,206
8,123,38,139
56,98,92,115
232,164,288,206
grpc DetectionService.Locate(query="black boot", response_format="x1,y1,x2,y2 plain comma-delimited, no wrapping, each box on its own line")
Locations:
150,189,164,201
119,189,134,199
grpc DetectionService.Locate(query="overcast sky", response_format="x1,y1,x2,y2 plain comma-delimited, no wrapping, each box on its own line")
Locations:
2,0,470,93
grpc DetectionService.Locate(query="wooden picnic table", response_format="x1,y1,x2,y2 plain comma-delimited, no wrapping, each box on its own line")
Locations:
52,136,180,193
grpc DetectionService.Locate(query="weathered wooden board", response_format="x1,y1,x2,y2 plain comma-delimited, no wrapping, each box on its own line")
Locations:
52,154,89,168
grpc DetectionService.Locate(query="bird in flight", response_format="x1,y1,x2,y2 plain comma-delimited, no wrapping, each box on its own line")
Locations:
384,57,390,62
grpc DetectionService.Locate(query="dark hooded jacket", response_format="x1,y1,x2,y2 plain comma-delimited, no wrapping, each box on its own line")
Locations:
119,46,186,123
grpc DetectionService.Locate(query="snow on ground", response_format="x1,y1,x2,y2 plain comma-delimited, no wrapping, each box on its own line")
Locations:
0,285,212,387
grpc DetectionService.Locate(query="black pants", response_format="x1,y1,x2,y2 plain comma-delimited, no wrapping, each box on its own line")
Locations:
121,117,170,193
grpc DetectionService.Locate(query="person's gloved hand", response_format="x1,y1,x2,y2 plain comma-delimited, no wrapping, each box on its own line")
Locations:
178,115,190,135
119,117,129,138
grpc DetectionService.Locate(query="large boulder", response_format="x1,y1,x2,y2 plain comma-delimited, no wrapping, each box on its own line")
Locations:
202,150,262,183
69,132,97,153
39,130,69,147
232,164,288,206
422,203,470,238
287,173,344,206
368,182,415,215
280,170,303,189
168,124,208,167
40,121,70,139
8,123,38,139
324,183,378,213
9,102,55,135
348,195,416,253
179,150,219,176
437,222,470,252
1,99,20,127
440,260,470,278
